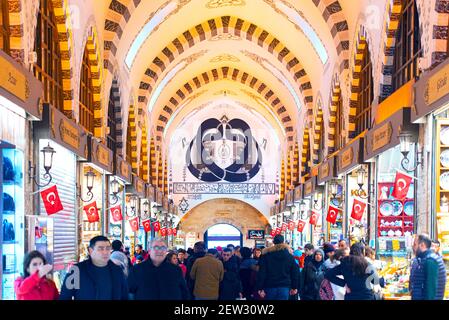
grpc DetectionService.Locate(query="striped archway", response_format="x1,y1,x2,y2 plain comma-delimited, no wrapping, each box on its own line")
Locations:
293,140,300,186
328,79,342,154
312,0,350,73
137,16,314,126
149,136,157,186
280,158,285,201
431,0,449,67
139,123,149,182
108,78,124,156
301,129,310,176
312,100,324,164
157,151,163,190
153,67,294,143
126,103,138,173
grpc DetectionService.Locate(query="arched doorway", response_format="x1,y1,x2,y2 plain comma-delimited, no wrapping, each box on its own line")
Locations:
204,224,242,249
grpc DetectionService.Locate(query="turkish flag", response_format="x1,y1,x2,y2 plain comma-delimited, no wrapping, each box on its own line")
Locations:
351,199,366,221
40,185,64,215
167,228,173,236
172,228,177,236
153,221,161,232
281,223,288,232
160,228,167,236
288,220,295,231
110,205,123,222
142,219,151,232
83,201,99,223
275,228,281,235
309,211,319,225
392,170,413,200
270,229,276,237
297,220,307,233
326,205,340,224
129,216,139,232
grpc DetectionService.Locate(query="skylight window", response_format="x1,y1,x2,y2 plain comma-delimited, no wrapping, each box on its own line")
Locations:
125,1,178,69
275,1,328,64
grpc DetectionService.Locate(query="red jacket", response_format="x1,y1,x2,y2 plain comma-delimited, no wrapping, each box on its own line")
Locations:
15,272,59,300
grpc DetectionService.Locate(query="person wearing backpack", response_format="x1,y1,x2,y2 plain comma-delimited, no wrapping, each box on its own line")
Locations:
299,249,325,300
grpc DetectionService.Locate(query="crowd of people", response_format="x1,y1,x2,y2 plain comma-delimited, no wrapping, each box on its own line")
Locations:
13,233,446,300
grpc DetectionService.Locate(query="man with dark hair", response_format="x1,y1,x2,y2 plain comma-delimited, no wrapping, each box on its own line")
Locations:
132,244,148,264
177,249,187,265
432,240,441,255
190,248,224,300
59,236,128,300
111,239,132,269
256,235,299,300
220,248,243,300
185,241,207,297
410,234,447,300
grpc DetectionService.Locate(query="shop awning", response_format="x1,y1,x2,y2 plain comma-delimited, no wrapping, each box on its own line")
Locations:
87,135,113,174
364,108,418,162
414,59,449,123
113,155,132,185
34,104,89,160
336,133,365,176
0,50,43,121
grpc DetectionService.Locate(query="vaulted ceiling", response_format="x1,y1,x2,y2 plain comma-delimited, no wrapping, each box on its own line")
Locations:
95,0,362,149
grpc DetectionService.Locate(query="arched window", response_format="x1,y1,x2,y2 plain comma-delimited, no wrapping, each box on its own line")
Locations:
0,0,10,54
392,0,422,91
107,86,117,152
34,0,64,112
355,43,374,135
79,46,94,133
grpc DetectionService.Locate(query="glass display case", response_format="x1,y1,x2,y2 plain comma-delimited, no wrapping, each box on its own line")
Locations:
1,148,25,300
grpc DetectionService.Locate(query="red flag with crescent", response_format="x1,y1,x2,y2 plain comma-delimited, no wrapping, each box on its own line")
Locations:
326,205,339,224
391,171,413,200
288,220,295,231
142,219,151,232
110,204,123,222
153,221,161,232
40,185,64,215
172,228,177,236
297,220,307,233
83,201,99,223
270,229,276,237
281,223,288,232
351,199,366,221
167,228,173,236
129,216,139,232
160,228,167,237
309,211,319,225
275,227,281,235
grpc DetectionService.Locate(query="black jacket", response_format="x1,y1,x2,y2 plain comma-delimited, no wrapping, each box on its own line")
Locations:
324,257,376,300
59,259,128,300
128,259,188,300
255,244,299,290
219,259,242,300
300,261,325,300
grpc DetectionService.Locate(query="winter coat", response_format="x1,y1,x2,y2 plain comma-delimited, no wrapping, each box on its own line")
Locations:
409,249,447,300
300,251,325,300
131,250,149,264
15,272,59,300
185,251,206,294
255,243,299,290
128,259,189,300
190,254,224,299
324,257,376,300
220,258,243,300
59,259,128,300
239,258,258,299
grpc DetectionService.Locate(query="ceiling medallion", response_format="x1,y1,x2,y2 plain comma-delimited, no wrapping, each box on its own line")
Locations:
210,54,240,63
206,0,246,9
210,33,241,41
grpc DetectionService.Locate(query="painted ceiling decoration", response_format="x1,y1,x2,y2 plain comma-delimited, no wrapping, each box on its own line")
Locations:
136,16,314,120
154,67,294,142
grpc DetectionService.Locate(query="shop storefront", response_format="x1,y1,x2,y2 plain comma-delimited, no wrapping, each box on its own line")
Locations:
336,136,371,245
303,176,324,247
284,190,295,246
317,156,343,245
0,50,42,300
364,103,418,299
145,184,156,247
33,103,89,288
124,175,146,254
108,155,132,242
292,184,303,248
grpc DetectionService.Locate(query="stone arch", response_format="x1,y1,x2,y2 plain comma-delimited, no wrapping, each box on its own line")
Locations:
153,67,294,144
301,129,310,176
108,77,124,156
178,198,269,246
328,75,343,154
312,95,325,165
138,16,314,126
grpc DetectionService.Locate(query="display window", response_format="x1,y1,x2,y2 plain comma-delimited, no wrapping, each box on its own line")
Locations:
325,181,344,245
108,178,125,242
311,192,324,247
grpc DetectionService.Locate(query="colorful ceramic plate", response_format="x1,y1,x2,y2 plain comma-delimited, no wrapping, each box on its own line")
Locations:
392,201,404,216
440,172,449,190
395,230,403,237
441,150,449,168
441,127,449,145
379,202,394,217
404,201,414,216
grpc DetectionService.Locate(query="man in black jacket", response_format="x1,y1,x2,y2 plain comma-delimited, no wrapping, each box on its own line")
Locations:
256,235,299,300
128,238,188,300
185,241,206,298
59,236,128,300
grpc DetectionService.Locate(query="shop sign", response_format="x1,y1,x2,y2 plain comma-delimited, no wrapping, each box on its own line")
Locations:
294,185,302,202
275,202,280,214
303,178,315,197
137,179,145,195
280,200,286,212
156,190,163,204
114,155,132,184
340,148,354,170
163,196,169,212
248,230,265,240
286,190,293,206
337,138,363,175
89,137,113,173
59,118,79,150
372,122,393,152
146,184,155,202
0,50,43,120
